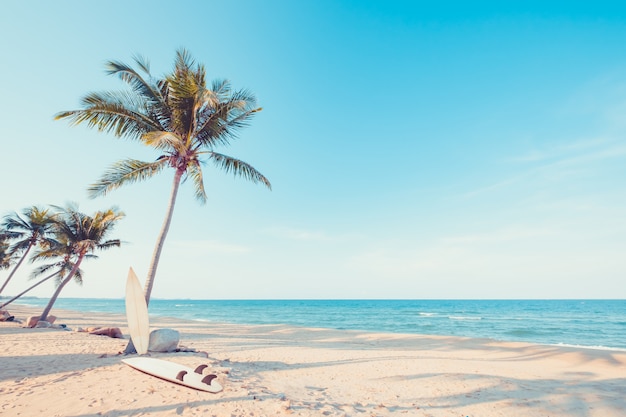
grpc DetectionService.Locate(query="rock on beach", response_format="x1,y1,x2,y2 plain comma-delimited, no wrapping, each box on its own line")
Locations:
148,328,180,352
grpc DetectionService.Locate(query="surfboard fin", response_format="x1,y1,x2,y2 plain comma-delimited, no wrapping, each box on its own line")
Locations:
176,370,187,381
194,364,209,374
201,374,217,385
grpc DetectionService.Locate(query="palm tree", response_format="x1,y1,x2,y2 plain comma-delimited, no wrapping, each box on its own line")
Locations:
55,49,271,307
0,206,56,296
0,235,86,310
38,205,124,322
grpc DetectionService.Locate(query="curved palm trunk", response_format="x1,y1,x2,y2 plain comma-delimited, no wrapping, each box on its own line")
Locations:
39,256,84,323
143,169,183,306
0,244,33,295
124,170,182,354
0,270,60,309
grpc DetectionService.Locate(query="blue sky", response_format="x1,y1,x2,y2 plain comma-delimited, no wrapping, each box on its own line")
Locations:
1,1,625,299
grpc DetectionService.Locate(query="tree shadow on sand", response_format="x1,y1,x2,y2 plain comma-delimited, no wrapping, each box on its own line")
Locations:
380,372,626,417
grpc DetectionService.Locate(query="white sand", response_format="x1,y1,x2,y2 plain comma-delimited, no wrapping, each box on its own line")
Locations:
1,304,625,416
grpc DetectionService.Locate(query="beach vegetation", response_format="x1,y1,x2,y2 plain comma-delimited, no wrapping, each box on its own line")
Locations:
0,237,12,271
0,233,86,310
0,206,56,296
55,49,271,309
38,204,124,322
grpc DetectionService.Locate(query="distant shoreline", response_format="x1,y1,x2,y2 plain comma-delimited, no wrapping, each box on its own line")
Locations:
8,298,626,351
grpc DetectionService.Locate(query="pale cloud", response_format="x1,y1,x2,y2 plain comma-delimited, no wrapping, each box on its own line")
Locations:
558,71,626,128
170,240,250,254
264,226,335,241
465,137,626,199
510,136,615,163
539,140,626,168
462,171,529,198
439,226,556,245
518,140,626,187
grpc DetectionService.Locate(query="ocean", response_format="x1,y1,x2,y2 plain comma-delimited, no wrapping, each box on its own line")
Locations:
12,298,626,351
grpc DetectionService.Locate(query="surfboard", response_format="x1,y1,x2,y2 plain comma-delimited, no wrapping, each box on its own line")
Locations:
125,267,150,355
122,357,223,393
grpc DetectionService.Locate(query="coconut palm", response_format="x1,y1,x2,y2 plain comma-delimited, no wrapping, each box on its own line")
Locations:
0,235,86,310
55,49,271,307
0,206,56,296
38,205,124,322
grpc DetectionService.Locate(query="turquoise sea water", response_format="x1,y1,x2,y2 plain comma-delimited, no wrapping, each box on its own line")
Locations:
12,298,626,350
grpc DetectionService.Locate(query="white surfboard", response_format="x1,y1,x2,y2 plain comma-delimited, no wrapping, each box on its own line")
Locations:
125,267,150,355
122,357,223,393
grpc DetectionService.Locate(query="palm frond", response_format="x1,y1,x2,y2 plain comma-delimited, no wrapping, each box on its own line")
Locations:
96,239,122,250
194,88,260,147
210,79,231,100
1,213,28,232
37,237,60,251
54,270,84,287
88,159,167,198
187,160,208,203
207,152,271,190
30,263,67,279
132,54,151,74
174,49,195,75
7,240,30,254
141,131,186,153
0,230,22,240
0,239,12,270
105,57,163,107
55,91,163,139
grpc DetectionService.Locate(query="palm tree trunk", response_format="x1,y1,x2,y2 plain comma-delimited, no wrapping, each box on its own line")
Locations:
0,270,59,309
123,170,182,354
143,169,183,306
39,256,84,323
0,244,33,295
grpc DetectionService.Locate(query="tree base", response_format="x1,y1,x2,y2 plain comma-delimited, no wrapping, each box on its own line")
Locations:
123,338,138,355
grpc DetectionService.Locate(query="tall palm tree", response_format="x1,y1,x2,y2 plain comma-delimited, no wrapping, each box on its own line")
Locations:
0,235,87,310
55,49,271,307
38,205,124,322
0,206,56,296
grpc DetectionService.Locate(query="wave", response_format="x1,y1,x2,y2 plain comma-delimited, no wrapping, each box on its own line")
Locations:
550,343,626,352
448,316,482,321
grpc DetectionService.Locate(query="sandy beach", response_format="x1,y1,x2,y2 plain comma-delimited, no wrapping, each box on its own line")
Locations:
1,304,624,417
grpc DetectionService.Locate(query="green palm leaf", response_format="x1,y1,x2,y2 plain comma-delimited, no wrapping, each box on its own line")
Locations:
56,92,162,139
186,160,207,203
207,152,271,189
105,56,163,107
88,159,167,198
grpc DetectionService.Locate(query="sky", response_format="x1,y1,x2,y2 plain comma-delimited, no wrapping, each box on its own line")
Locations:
1,1,625,300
